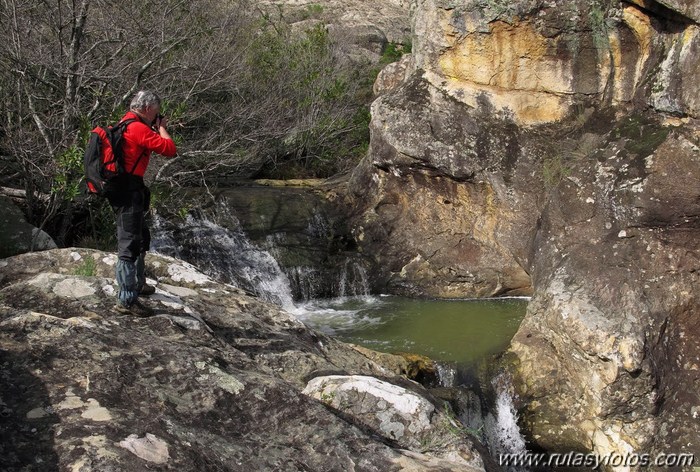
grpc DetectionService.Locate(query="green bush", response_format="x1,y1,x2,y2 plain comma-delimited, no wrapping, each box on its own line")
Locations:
73,255,96,277
244,22,375,178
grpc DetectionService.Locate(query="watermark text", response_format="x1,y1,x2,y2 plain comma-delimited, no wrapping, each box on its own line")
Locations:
498,451,695,469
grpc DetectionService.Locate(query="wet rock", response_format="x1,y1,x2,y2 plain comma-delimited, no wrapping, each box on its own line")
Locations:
430,387,485,441
0,248,488,471
153,186,371,302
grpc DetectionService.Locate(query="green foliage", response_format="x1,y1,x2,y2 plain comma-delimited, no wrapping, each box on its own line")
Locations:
380,40,412,66
614,115,670,157
651,80,665,94
542,154,572,189
2,0,385,248
161,100,187,122
304,4,324,19
176,205,191,220
244,22,375,178
440,403,483,439
589,1,609,49
482,0,516,18
381,42,404,64
149,183,171,210
73,255,96,277
319,390,336,404
53,145,85,201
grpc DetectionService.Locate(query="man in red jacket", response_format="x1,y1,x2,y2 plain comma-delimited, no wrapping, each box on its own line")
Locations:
107,90,177,316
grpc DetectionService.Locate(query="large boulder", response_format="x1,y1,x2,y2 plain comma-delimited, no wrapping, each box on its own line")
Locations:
0,195,56,259
413,0,700,124
0,248,488,471
345,0,700,466
347,72,541,297
303,375,484,470
507,120,700,462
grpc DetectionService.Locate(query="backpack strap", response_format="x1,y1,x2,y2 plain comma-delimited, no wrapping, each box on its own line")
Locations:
129,149,148,175
116,118,138,128
115,118,148,175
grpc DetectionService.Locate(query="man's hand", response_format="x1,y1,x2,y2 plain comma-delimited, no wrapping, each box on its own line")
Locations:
157,116,173,142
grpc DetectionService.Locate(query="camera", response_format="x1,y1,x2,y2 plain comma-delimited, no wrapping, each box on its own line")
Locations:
152,114,164,130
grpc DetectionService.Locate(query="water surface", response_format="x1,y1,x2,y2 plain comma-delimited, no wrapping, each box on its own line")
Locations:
295,295,528,367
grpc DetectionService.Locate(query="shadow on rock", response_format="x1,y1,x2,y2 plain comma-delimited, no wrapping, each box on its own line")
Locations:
0,349,60,471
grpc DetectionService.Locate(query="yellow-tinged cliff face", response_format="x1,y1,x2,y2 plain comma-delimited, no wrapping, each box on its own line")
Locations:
351,0,700,467
436,20,572,123
411,0,699,125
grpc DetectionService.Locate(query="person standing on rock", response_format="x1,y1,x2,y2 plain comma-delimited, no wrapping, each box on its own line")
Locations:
106,90,177,316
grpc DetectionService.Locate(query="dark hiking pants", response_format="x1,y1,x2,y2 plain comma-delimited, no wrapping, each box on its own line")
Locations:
106,176,151,306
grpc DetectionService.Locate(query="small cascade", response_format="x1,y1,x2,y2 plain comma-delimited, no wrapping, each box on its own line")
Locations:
483,373,529,470
151,212,296,311
435,362,457,388
286,266,322,302
152,206,373,310
337,259,371,298
306,211,331,239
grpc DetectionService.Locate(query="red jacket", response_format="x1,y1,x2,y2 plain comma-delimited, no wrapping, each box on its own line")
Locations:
119,111,177,177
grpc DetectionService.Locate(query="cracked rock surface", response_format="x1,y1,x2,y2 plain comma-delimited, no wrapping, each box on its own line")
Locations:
0,248,485,471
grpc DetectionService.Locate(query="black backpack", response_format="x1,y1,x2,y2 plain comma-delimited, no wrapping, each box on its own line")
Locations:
83,118,140,195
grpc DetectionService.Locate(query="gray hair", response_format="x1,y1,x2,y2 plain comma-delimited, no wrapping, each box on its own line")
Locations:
129,90,161,112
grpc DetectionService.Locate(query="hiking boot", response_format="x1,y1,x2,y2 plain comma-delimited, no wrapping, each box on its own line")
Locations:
139,283,156,296
115,299,154,317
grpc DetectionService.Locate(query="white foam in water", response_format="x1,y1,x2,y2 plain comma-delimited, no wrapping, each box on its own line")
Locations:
291,296,385,335
435,363,457,388
484,374,529,471
157,204,358,307
239,257,296,311
152,210,378,320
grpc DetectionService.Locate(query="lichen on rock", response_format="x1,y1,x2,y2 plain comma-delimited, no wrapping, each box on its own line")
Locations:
0,248,489,470
345,0,700,466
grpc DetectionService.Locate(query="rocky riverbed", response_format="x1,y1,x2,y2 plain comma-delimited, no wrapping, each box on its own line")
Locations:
0,248,489,471
3,0,699,469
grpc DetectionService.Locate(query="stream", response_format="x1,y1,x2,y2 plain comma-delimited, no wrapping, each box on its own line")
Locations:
151,190,532,469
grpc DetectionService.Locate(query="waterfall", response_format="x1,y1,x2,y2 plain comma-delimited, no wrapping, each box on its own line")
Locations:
151,212,296,311
338,259,371,298
151,207,372,309
483,373,528,470
435,363,457,388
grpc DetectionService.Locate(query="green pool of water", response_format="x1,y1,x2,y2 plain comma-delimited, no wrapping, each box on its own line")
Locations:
295,295,528,367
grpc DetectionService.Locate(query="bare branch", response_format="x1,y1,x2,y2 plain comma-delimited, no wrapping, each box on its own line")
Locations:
25,89,54,156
